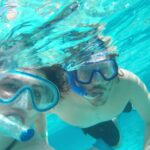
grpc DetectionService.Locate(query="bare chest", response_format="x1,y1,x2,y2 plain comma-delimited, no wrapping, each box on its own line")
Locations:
54,80,130,127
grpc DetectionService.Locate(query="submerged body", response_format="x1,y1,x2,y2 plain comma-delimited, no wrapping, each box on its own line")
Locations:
37,63,150,149
51,68,150,128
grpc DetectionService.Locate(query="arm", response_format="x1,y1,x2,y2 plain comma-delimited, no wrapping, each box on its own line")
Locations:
129,74,150,150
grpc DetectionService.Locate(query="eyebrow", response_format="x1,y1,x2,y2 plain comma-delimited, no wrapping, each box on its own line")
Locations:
0,77,22,84
32,84,46,91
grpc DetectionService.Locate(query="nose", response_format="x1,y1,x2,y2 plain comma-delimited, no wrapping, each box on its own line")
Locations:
12,91,32,110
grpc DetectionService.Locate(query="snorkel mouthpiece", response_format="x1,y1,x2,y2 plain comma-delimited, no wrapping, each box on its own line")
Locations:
20,128,35,141
0,114,35,141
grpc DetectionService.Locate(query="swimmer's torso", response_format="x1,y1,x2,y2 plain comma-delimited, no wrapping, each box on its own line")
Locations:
52,69,149,128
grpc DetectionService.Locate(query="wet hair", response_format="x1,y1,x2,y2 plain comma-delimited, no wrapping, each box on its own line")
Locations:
37,64,70,94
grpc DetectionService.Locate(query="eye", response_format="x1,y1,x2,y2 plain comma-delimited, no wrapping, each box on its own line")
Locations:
34,91,41,98
32,89,42,106
2,82,20,92
32,86,43,100
77,69,92,81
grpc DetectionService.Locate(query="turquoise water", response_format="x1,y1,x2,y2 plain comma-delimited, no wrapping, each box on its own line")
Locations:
0,0,150,72
0,0,150,149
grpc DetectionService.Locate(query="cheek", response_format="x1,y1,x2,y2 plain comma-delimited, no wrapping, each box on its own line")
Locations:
99,80,109,85
0,105,10,111
25,110,39,123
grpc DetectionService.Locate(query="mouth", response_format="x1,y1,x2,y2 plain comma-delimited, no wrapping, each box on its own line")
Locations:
87,87,104,95
84,93,102,100
87,83,107,91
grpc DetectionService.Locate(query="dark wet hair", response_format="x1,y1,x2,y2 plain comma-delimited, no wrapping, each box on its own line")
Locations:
37,64,70,93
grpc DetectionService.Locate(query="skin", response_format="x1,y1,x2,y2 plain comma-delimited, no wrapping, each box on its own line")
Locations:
0,73,54,150
50,68,150,150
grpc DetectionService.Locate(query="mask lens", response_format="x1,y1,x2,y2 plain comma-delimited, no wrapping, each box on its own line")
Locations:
76,69,93,84
32,79,59,111
99,60,118,80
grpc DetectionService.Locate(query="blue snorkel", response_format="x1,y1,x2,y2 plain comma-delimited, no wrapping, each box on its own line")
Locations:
0,114,35,141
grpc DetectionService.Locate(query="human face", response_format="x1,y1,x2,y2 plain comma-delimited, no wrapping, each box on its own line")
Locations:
0,71,60,111
67,58,118,100
74,58,118,84
0,70,60,141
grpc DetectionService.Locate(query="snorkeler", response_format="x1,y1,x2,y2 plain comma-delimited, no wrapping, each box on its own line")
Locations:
0,70,59,150
30,46,150,150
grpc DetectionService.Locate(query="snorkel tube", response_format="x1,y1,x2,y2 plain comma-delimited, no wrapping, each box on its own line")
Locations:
0,114,34,142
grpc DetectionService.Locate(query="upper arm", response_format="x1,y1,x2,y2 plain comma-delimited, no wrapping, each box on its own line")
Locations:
130,75,150,123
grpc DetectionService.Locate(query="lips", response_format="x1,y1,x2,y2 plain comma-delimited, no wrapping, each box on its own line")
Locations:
87,87,104,95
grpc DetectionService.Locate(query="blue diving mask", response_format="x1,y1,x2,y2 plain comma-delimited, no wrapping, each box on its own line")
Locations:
0,70,60,141
0,70,60,112
67,58,118,97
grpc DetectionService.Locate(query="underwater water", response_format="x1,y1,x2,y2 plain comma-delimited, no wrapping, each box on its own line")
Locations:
0,0,150,150
0,0,150,73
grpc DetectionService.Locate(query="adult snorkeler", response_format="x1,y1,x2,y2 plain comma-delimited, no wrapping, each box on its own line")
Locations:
0,69,60,150
66,49,150,150
31,47,150,150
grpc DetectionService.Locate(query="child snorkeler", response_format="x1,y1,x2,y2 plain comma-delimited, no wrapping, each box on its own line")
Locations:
0,70,59,150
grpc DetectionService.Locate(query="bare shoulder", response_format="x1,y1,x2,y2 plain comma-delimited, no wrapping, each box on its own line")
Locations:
119,68,148,91
118,68,139,81
111,68,136,94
